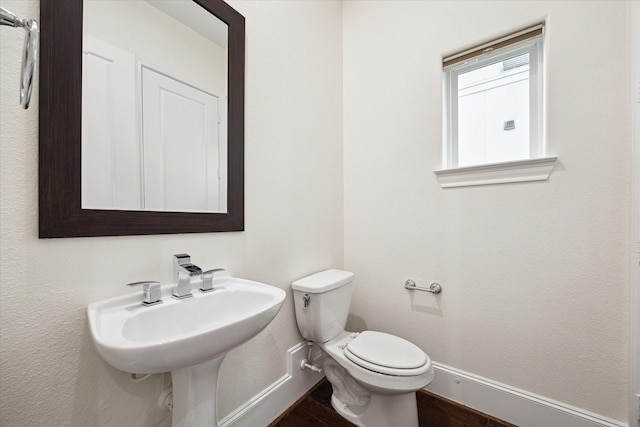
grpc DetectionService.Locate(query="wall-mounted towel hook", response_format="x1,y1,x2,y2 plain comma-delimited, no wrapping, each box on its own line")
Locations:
1,6,39,109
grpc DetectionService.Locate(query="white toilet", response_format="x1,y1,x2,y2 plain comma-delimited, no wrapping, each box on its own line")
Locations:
292,269,434,427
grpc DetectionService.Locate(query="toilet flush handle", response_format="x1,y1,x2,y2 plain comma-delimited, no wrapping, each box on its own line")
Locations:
303,293,310,308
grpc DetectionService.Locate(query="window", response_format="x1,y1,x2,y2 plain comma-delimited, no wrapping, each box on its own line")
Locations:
436,24,556,188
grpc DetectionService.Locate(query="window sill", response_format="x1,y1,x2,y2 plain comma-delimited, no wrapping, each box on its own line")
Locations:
434,157,557,188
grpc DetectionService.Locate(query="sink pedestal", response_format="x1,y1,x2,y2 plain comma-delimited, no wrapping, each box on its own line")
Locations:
172,354,226,427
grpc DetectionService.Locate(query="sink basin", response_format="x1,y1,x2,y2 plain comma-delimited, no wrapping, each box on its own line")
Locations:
88,276,286,426
89,276,285,373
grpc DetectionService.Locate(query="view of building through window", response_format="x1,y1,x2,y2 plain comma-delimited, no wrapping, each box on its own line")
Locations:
457,53,530,167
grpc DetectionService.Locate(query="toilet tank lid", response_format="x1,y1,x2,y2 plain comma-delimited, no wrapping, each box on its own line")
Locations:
292,269,354,293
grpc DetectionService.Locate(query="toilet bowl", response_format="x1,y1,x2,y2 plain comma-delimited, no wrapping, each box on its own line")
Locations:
292,269,434,427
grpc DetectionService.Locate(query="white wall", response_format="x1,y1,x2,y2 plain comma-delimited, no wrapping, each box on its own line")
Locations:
630,3,640,426
0,1,343,426
343,0,629,423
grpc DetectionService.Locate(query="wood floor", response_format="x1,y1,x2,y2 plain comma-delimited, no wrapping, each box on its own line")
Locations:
269,379,517,427
269,380,353,426
416,389,518,427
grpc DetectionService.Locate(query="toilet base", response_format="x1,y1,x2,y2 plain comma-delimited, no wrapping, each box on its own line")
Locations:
317,333,429,427
330,390,419,427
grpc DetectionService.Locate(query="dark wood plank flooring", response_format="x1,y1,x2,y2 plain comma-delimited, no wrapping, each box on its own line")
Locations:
270,379,517,427
417,389,517,427
269,380,353,426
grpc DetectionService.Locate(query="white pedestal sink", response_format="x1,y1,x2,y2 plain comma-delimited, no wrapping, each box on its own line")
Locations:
88,276,286,427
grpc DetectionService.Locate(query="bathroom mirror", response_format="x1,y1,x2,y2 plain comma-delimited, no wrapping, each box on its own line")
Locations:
82,0,229,213
39,0,244,237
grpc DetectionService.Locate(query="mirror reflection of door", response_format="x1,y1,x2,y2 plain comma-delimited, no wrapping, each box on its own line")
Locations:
82,36,140,210
81,0,228,213
141,67,221,212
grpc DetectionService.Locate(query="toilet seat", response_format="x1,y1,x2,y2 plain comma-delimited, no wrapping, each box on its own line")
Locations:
344,331,430,376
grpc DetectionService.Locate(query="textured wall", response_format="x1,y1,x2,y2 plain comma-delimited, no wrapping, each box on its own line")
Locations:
0,0,343,425
343,0,629,423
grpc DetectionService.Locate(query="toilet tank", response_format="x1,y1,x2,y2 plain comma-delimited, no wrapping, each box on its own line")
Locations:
292,269,354,343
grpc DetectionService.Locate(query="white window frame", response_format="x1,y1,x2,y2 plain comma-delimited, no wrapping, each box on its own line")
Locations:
436,25,556,188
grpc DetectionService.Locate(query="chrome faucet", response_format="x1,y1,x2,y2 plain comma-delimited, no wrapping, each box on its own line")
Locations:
173,254,202,299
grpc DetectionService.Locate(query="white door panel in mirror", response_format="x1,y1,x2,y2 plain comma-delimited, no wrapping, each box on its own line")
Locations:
82,36,140,210
142,67,224,213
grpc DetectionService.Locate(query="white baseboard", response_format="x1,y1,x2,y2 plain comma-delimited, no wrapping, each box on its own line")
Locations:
216,345,627,427
426,362,627,427
218,342,323,427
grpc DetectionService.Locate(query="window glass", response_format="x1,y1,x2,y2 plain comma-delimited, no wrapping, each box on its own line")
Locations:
457,53,531,167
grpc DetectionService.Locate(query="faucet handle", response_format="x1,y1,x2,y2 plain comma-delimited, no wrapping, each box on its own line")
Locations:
127,281,162,306
200,268,225,293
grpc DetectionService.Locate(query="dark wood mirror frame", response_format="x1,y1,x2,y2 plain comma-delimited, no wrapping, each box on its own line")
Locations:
39,0,244,238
